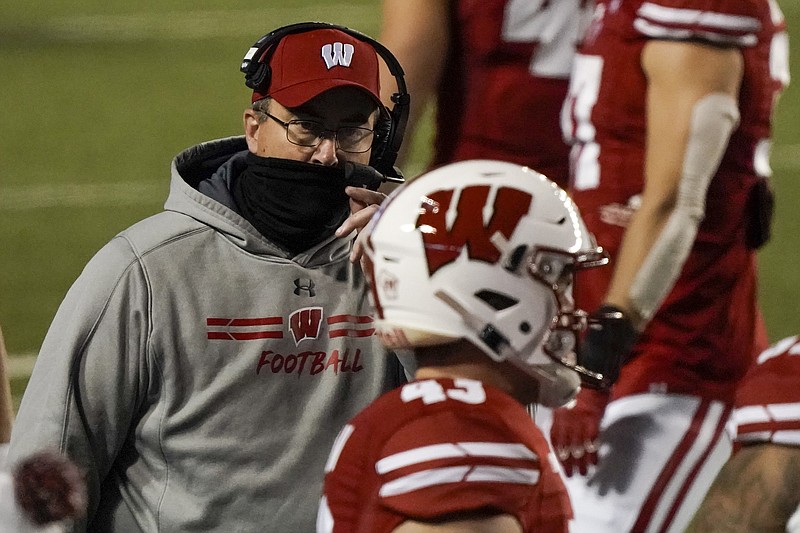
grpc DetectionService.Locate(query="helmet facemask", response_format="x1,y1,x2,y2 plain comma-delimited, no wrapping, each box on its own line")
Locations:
431,236,607,407
530,247,610,389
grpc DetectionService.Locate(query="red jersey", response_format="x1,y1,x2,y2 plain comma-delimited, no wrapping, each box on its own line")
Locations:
734,336,800,446
319,378,571,533
433,0,594,187
561,0,790,402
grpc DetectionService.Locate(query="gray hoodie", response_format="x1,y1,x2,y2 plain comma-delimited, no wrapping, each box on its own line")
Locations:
9,137,405,532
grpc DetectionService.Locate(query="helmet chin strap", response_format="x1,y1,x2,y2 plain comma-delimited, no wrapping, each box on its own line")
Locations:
435,289,580,407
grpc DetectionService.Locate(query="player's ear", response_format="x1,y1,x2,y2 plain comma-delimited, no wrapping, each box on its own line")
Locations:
243,108,261,153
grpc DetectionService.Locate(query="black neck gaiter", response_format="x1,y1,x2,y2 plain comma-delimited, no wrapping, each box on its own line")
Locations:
233,153,350,255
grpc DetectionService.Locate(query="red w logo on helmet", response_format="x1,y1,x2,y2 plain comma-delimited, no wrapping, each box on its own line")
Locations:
416,185,532,276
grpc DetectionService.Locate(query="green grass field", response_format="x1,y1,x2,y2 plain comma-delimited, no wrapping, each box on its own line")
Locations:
1,1,798,409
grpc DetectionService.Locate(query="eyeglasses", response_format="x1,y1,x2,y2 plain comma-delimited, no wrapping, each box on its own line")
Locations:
261,112,375,153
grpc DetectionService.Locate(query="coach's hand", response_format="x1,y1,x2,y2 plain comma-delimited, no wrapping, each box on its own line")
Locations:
550,388,610,477
337,186,387,263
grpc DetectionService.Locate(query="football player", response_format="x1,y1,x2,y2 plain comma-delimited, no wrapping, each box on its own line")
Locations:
687,335,800,532
553,0,790,531
379,0,593,186
317,159,608,533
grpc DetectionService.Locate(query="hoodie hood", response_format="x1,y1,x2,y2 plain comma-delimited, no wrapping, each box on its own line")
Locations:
165,136,353,266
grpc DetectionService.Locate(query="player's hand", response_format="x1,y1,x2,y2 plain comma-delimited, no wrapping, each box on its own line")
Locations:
14,450,87,525
550,388,610,477
580,305,639,388
337,186,386,263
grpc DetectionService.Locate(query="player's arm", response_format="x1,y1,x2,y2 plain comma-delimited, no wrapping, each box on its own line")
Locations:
393,514,522,533
686,443,800,532
0,324,13,443
603,40,743,329
379,0,450,167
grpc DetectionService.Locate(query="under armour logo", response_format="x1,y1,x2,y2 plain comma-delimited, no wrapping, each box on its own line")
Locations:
294,278,316,297
321,42,354,69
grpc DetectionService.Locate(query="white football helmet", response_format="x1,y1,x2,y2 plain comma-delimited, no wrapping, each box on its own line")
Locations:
363,160,607,407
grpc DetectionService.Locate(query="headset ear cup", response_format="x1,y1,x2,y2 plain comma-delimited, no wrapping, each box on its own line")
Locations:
246,62,271,91
370,114,394,169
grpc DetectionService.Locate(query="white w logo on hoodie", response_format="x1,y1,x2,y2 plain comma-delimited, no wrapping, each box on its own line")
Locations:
321,43,354,69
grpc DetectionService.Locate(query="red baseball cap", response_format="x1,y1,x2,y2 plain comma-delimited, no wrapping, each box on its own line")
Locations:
251,28,382,108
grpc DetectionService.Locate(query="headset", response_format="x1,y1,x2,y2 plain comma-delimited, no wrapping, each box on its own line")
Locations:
240,21,409,183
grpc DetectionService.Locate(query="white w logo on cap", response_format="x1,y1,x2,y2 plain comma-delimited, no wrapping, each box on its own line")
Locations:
321,42,354,69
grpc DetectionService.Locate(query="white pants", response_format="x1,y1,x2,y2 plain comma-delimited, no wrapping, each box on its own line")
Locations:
562,393,733,533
